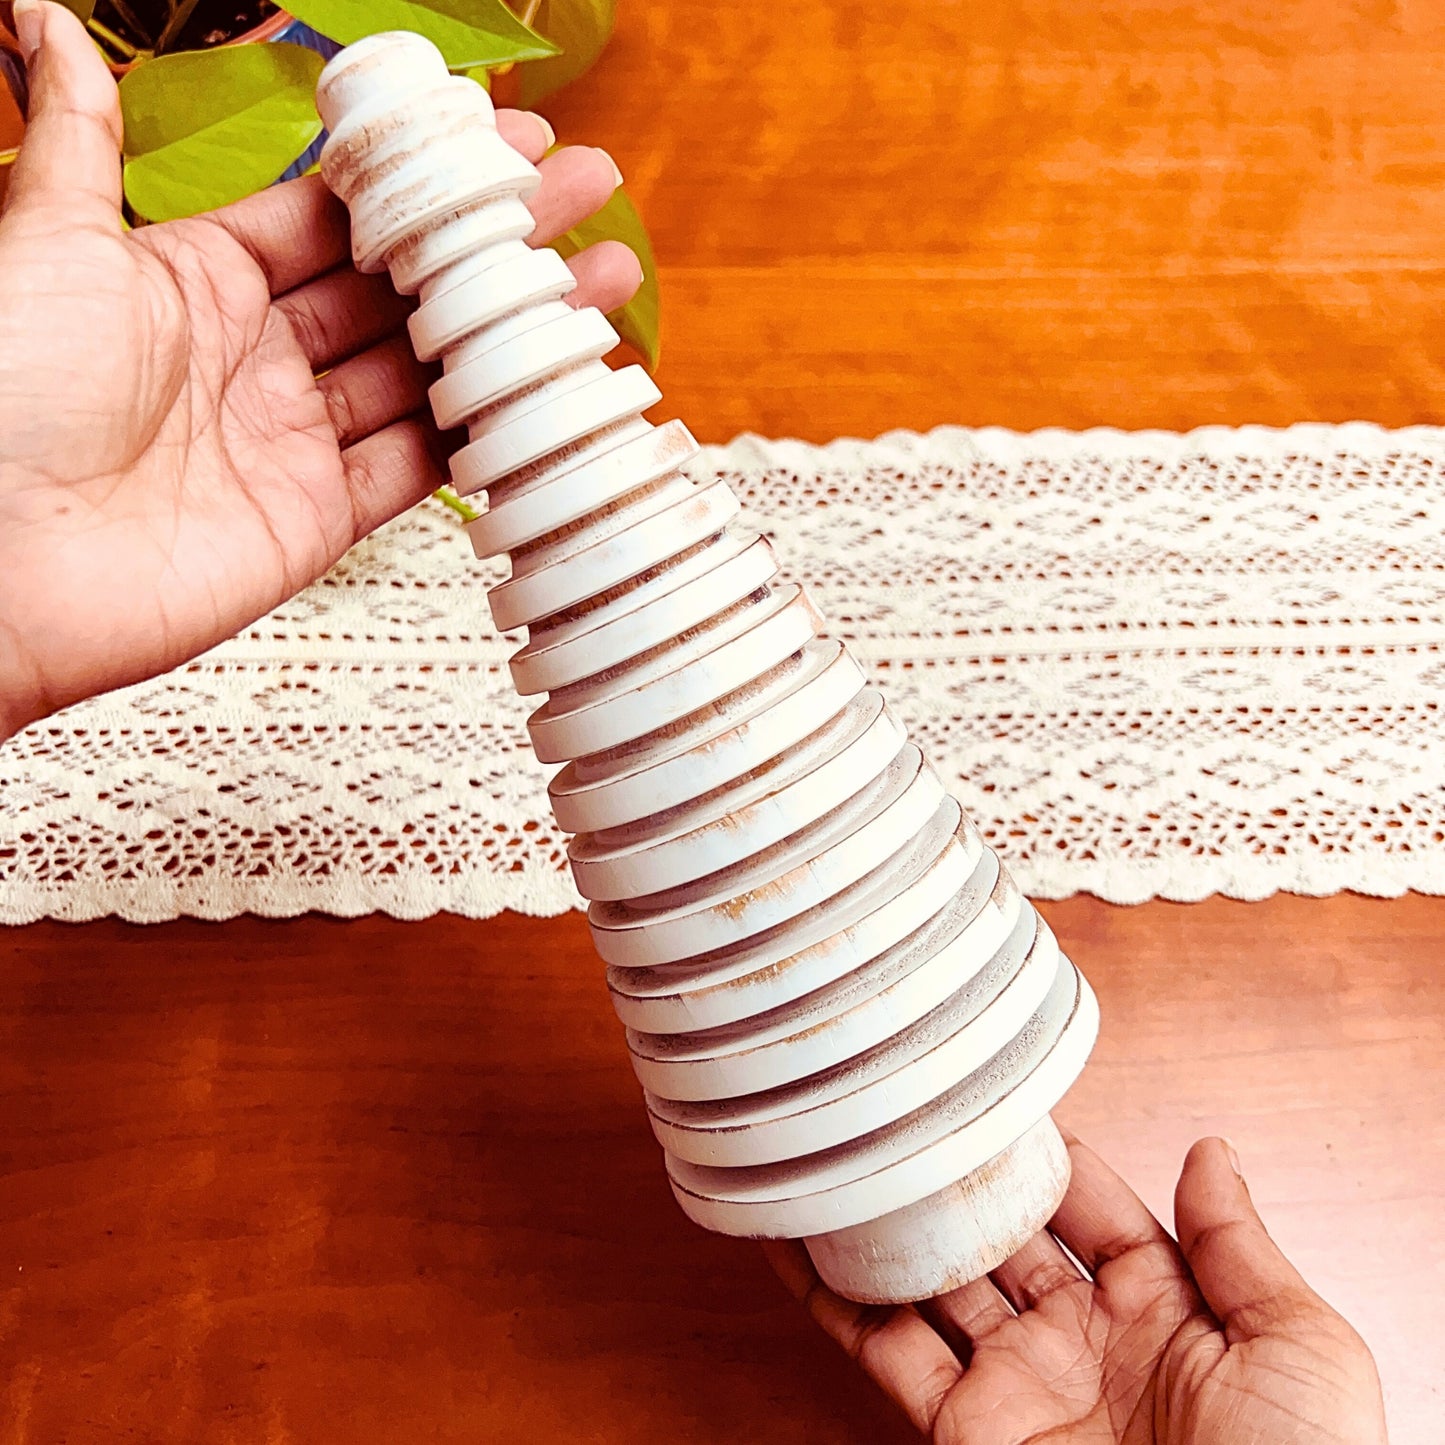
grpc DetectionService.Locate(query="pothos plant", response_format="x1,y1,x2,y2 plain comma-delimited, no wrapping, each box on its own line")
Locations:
0,0,658,369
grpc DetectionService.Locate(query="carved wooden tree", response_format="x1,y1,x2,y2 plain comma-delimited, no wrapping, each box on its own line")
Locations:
316,32,1098,1304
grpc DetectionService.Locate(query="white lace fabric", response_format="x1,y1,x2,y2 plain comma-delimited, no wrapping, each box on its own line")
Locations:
2,423,1442,924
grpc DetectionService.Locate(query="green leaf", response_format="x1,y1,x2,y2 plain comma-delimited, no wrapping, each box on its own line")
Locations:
519,0,614,108
120,44,324,222
53,0,96,24
550,181,659,370
284,0,558,69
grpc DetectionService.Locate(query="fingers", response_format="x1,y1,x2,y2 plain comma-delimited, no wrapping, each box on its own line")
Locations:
496,108,555,164
277,238,636,376
1174,1137,1327,1345
527,145,622,245
925,1274,1015,1358
320,335,434,449
1050,1129,1180,1274
566,239,644,315
3,0,122,224
203,117,586,300
340,415,449,542
261,221,632,389
275,265,412,370
762,1240,962,1435
988,1230,1087,1315
208,113,558,295
298,242,631,443
204,173,352,296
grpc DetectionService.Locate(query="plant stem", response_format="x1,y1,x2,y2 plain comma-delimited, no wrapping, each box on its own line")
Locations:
0,146,19,168
93,0,154,48
154,0,205,56
490,0,545,79
434,488,480,524
86,17,145,60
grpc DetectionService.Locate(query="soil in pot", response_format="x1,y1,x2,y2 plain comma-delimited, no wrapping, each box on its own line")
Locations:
94,0,281,53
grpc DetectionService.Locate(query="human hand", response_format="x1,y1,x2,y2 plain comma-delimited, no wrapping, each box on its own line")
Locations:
766,1134,1388,1444
0,0,642,741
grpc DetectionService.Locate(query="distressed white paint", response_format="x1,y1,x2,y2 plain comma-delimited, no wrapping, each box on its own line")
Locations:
804,1117,1074,1305
317,32,1099,1304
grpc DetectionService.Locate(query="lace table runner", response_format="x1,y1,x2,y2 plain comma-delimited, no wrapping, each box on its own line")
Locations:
2,424,1442,924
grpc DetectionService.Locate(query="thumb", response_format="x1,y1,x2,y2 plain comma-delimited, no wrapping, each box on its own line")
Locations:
4,0,122,222
1174,1136,1327,1344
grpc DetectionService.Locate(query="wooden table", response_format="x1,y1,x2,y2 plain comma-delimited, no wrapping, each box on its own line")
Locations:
3,2,1443,1439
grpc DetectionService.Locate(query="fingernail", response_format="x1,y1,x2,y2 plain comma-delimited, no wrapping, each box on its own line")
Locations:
1221,1137,1242,1176
534,113,555,151
596,148,623,188
13,0,42,64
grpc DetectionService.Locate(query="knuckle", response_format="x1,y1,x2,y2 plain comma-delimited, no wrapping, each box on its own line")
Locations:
323,378,357,444
342,444,381,509
281,291,331,362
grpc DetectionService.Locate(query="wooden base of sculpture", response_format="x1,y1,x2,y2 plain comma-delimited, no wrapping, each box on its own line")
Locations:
804,1117,1069,1303
315,32,1099,1305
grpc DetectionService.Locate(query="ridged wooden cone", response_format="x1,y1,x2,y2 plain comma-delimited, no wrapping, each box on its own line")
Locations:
316,32,1099,1305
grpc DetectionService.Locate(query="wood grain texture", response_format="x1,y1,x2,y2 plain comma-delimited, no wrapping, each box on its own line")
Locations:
3,0,1444,1439
1,898,1441,1442
546,0,1445,439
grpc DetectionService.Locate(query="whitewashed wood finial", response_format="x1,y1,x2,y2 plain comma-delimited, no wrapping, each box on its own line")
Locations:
317,33,1099,1305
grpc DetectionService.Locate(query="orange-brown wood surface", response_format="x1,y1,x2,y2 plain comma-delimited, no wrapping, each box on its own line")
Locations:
3,2,1445,1441
4,900,1443,1443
